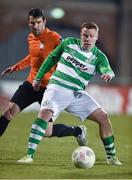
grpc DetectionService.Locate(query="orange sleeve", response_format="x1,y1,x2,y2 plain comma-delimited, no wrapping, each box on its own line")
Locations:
12,54,31,71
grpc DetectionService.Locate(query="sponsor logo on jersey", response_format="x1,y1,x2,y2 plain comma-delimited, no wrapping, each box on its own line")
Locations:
66,56,88,71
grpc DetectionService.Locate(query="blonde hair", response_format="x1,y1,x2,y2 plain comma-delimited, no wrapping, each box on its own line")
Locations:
81,21,99,32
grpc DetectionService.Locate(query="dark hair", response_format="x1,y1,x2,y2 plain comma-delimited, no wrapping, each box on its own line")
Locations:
81,21,99,32
28,8,45,21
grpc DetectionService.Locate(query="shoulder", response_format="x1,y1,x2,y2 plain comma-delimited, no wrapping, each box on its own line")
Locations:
46,28,61,40
93,46,108,60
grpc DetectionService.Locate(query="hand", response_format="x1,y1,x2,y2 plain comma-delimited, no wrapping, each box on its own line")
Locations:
1,67,14,77
101,74,113,82
32,79,41,91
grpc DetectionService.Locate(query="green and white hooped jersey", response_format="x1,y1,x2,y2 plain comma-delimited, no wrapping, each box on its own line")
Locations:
36,37,115,91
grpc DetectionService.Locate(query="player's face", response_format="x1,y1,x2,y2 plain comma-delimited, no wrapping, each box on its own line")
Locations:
80,28,98,50
28,16,46,36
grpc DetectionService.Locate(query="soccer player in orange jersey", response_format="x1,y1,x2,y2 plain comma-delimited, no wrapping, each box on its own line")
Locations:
0,8,87,146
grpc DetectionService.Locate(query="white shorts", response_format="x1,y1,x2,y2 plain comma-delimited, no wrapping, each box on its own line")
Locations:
40,84,101,122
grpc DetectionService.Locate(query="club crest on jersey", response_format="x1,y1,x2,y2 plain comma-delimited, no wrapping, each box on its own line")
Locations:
40,42,44,49
66,56,88,71
85,54,97,63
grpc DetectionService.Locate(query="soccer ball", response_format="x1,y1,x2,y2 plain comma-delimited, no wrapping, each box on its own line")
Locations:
71,146,96,169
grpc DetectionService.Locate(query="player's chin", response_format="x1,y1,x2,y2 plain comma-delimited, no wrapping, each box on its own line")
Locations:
84,44,91,50
33,30,40,36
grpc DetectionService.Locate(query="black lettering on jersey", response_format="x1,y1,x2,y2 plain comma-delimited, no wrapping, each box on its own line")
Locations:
66,56,88,71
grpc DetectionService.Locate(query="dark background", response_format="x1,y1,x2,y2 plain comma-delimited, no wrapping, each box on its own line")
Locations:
0,0,131,85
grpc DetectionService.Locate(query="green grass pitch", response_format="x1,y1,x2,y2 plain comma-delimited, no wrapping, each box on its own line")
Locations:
0,112,132,179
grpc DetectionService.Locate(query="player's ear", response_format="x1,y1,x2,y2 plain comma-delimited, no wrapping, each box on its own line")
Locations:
44,18,47,26
96,33,99,40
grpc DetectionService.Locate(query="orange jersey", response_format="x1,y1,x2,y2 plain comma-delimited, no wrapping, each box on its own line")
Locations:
12,28,61,87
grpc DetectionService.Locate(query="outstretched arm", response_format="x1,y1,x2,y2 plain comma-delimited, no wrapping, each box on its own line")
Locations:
1,55,31,77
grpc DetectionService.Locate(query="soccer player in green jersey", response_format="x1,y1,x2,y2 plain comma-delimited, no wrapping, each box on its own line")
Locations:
0,8,87,146
18,21,122,165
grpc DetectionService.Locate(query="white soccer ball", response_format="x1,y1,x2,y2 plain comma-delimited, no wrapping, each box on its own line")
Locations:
71,146,96,169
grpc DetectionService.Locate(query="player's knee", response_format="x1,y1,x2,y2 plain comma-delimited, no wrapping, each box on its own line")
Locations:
3,103,19,120
38,109,53,121
100,110,108,120
98,110,110,126
3,108,13,120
